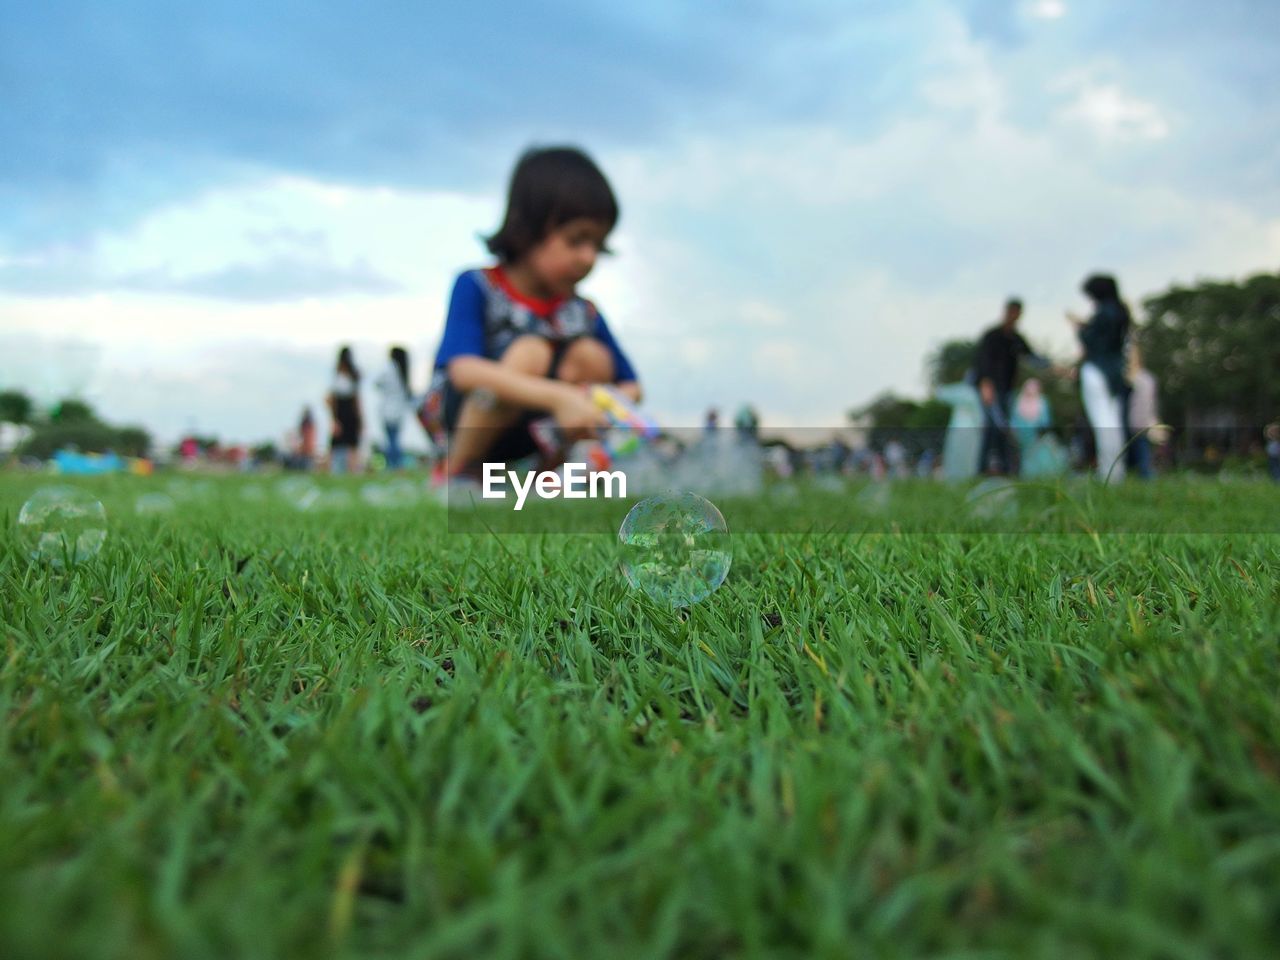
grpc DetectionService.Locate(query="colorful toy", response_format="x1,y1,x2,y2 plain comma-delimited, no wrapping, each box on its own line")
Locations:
531,385,660,468
589,385,659,439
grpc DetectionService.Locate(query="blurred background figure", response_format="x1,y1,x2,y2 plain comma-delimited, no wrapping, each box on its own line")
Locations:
734,404,759,442
1011,377,1050,449
704,407,719,435
916,447,936,477
1012,378,1067,478
884,437,907,478
1070,274,1131,483
1265,423,1280,482
936,380,983,482
973,298,1050,476
374,345,413,471
298,406,316,469
327,346,363,474
1126,342,1160,480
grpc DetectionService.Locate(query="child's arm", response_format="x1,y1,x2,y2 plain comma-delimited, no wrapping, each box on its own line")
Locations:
448,356,605,430
592,311,642,403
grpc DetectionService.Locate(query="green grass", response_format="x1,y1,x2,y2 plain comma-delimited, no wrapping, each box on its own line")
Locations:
2,474,1279,959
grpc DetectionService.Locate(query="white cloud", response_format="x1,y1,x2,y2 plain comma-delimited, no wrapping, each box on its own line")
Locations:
1056,78,1171,141
1026,0,1067,21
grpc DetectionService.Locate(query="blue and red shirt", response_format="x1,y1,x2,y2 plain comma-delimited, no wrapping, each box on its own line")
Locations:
433,266,637,382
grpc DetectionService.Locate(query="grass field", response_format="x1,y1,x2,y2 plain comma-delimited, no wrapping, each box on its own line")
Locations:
2,474,1279,959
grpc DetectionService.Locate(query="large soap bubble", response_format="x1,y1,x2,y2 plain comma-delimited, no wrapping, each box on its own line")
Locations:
618,492,731,607
17,486,107,566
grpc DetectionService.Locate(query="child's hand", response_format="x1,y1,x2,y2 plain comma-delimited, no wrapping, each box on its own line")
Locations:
552,385,608,434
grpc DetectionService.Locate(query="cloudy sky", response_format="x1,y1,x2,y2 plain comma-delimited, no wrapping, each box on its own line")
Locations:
2,0,1278,445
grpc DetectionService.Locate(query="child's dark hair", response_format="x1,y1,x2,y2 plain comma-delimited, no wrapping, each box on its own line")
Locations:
485,146,618,263
336,345,359,381
390,346,409,392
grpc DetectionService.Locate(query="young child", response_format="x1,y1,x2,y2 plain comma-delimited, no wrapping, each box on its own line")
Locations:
423,146,642,477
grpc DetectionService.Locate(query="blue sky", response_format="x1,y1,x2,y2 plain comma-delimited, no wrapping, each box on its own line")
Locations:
2,0,1278,444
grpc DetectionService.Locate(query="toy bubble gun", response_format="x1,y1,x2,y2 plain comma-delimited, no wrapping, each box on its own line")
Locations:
589,385,659,439
530,385,660,468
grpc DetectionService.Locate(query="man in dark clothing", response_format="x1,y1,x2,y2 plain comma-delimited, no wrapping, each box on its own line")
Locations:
973,298,1049,475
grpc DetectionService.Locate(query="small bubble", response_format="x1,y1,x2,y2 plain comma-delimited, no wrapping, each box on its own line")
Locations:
277,477,321,511
854,482,892,515
134,492,176,516
966,478,1019,520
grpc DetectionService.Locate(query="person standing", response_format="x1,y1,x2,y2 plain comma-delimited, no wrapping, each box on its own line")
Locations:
936,380,984,481
1126,343,1159,480
298,406,317,469
374,346,413,470
973,298,1050,475
327,346,363,474
1069,274,1131,483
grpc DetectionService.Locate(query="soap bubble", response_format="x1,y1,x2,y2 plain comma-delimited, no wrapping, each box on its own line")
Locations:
134,492,176,516
382,477,424,506
17,486,107,566
771,481,800,502
277,476,321,511
618,492,731,607
316,488,354,510
966,478,1018,521
360,482,394,507
166,478,215,502
854,482,892,515
814,474,846,495
239,483,268,502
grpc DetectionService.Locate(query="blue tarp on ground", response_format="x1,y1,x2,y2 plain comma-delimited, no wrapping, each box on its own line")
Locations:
53,450,125,475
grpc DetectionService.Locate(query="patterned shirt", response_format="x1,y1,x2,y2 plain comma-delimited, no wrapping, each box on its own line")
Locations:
432,266,636,381
420,266,638,444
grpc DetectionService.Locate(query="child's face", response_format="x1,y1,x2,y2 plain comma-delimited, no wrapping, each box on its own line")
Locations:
527,217,610,297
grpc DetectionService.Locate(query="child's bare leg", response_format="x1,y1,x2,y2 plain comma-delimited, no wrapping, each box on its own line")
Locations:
556,337,615,385
448,336,552,474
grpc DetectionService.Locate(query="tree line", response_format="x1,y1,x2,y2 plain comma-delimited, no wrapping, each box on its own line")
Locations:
0,394,152,460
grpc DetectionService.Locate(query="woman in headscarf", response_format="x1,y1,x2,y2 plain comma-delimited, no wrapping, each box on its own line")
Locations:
1068,274,1131,482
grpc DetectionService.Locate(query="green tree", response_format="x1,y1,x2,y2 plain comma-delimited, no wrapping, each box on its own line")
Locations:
1141,272,1280,448
0,390,33,424
926,338,976,389
19,420,121,459
113,426,152,458
52,398,97,423
852,392,950,454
